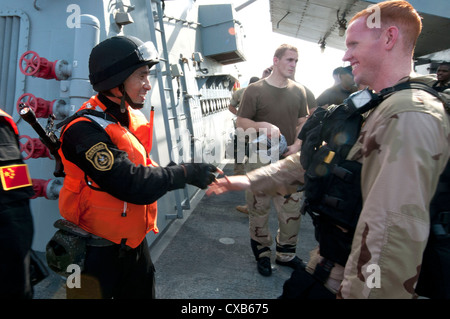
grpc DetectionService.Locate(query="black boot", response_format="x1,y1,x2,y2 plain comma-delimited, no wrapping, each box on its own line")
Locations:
275,256,305,270
275,243,305,270
257,257,272,276
251,239,272,276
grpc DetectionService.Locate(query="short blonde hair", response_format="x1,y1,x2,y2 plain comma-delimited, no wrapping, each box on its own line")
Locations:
274,44,298,59
350,0,422,53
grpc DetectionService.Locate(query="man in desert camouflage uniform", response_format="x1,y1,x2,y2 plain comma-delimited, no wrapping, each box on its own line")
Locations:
339,74,449,298
338,0,449,299
207,0,450,298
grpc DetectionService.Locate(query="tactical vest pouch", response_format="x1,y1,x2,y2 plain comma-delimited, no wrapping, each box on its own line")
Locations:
305,159,362,266
319,160,362,230
305,154,362,229
303,145,334,202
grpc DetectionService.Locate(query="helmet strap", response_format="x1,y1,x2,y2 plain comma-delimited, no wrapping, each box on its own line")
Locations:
102,84,144,112
118,84,127,113
124,92,144,110
120,95,127,113
119,84,144,111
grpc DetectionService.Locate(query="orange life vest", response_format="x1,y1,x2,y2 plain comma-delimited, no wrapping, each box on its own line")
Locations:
58,96,158,248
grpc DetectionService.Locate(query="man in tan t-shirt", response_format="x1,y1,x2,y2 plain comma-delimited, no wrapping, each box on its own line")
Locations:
236,44,315,276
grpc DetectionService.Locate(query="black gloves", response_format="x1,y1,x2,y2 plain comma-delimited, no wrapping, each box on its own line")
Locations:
165,162,217,190
182,163,217,189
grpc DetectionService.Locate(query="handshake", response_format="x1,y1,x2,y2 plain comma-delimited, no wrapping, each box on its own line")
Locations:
181,163,220,189
166,162,221,190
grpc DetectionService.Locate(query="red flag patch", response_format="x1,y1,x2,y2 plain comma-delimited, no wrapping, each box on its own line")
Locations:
0,164,32,191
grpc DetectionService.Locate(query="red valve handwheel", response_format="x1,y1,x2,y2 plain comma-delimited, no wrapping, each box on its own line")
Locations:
19,135,35,160
19,51,41,76
16,93,37,114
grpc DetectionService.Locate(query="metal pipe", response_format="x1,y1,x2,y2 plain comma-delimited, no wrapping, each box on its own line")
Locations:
68,14,99,116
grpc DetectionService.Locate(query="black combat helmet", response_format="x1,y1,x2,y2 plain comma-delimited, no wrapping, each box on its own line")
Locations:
89,36,159,92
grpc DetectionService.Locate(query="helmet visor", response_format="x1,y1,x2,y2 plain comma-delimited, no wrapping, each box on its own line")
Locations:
137,41,159,63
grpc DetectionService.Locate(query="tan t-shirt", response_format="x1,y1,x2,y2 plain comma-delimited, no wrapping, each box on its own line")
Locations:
237,79,311,145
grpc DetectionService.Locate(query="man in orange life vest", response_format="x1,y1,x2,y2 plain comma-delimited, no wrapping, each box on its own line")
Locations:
57,36,218,299
0,108,35,298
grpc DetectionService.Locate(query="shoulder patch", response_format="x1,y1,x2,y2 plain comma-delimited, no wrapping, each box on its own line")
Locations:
85,142,114,171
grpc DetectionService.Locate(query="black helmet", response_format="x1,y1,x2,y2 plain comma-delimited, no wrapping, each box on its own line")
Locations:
89,36,159,92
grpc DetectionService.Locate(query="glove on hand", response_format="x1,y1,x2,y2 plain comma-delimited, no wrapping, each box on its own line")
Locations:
182,163,217,189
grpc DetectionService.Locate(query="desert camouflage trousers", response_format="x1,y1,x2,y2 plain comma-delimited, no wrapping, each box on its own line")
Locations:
245,159,303,261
